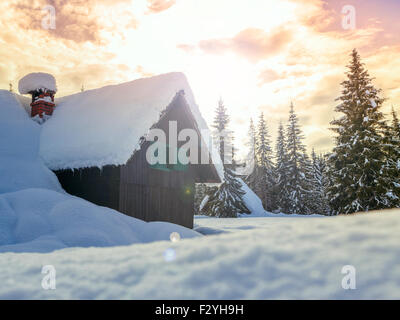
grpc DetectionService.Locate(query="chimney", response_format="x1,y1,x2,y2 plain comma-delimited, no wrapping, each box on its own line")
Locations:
18,72,57,120
29,89,56,118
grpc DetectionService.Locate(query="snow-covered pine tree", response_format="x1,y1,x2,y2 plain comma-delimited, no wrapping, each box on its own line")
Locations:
286,103,310,214
201,167,250,217
230,134,239,170
390,107,400,138
194,183,208,214
311,150,331,215
212,98,230,163
328,49,391,214
274,121,290,213
301,151,315,214
255,112,276,211
202,98,250,217
380,107,400,206
244,118,258,192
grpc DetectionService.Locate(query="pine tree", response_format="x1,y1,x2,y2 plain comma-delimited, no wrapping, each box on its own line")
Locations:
274,121,290,213
255,112,276,211
212,98,230,163
310,150,331,215
202,167,251,217
390,107,400,138
230,134,238,170
245,118,258,192
380,108,400,206
194,183,208,214
328,49,391,214
301,151,315,214
203,98,250,217
286,103,310,214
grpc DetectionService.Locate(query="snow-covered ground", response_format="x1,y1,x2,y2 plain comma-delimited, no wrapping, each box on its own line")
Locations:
1,211,399,299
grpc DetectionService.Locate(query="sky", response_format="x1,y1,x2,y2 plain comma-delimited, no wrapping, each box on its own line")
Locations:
1,0,399,157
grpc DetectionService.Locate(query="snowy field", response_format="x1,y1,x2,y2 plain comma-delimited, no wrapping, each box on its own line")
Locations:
1,211,399,299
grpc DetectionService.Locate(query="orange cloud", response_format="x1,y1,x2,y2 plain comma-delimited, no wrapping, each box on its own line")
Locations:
135,65,154,78
176,44,196,53
258,68,314,86
258,69,282,84
11,0,138,44
146,0,176,14
191,27,293,62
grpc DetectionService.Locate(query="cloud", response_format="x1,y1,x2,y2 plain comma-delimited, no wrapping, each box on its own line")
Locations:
258,68,313,86
176,44,196,53
11,0,138,43
289,0,337,33
258,69,282,84
146,0,176,14
310,135,334,151
194,27,293,62
135,65,154,77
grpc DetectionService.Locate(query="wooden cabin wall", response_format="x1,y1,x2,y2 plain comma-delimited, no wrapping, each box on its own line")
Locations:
55,166,121,211
119,96,198,229
119,141,196,229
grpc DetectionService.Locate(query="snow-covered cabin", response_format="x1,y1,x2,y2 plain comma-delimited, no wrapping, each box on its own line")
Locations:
39,73,222,228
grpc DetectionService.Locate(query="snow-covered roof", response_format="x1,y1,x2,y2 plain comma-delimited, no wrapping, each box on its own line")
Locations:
18,72,57,94
39,72,223,179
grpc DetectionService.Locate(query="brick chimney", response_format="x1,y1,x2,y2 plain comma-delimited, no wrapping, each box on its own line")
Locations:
18,72,57,120
29,89,56,118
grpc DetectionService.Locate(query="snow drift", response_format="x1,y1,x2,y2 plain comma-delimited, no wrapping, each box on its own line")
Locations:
18,73,57,94
0,188,199,253
238,178,267,216
0,90,62,194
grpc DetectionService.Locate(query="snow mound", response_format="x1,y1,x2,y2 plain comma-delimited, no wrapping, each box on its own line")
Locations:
1,211,399,299
0,188,200,253
18,73,57,94
0,90,62,194
237,179,312,217
40,72,223,180
238,179,269,217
